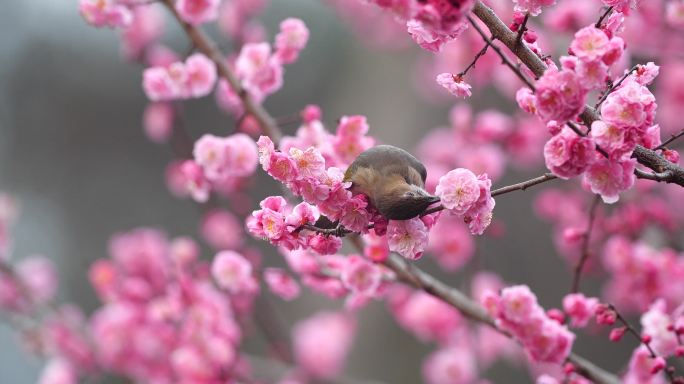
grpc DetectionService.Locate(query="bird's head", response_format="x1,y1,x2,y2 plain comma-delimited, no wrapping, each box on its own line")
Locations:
375,181,440,220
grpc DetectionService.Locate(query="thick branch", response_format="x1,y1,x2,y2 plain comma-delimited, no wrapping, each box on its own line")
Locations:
160,0,282,144
471,0,684,188
385,253,620,384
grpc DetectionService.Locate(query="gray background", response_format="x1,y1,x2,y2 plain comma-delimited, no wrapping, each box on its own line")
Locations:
0,1,633,383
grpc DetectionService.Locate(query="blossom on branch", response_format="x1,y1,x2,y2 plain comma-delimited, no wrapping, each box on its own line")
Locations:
435,73,472,98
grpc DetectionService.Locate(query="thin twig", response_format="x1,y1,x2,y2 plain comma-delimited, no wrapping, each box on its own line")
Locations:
595,65,638,109
595,6,614,28
609,304,680,382
571,196,601,293
491,172,558,197
515,13,530,46
459,41,491,76
468,16,536,90
655,128,684,150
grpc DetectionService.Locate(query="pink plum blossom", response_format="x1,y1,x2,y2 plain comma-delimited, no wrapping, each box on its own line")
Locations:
142,102,174,143
562,293,599,328
184,53,218,97
576,58,608,90
274,18,309,64
143,54,216,101
667,1,684,29
390,289,463,343
340,255,382,296
516,87,538,115
175,0,220,25
422,346,476,384
634,62,660,86
640,300,678,357
386,218,429,260
16,256,58,304
293,312,356,380
436,73,472,98
570,27,609,60
512,0,556,16
39,358,77,384
583,157,635,203
435,168,480,214
165,160,210,202
543,127,595,179
79,0,132,28
485,285,575,364
600,78,656,130
211,250,257,294
264,268,301,301
201,210,243,250
120,5,164,60
534,68,587,123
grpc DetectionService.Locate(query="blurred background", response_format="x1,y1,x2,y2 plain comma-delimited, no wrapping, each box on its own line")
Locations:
0,0,653,382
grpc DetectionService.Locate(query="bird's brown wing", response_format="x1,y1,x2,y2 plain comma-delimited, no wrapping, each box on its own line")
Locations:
343,145,427,185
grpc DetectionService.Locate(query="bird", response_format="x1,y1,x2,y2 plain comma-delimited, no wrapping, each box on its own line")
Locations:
344,145,440,220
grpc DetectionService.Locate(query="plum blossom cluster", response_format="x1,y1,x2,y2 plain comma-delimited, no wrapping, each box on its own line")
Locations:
364,0,475,52
79,0,133,28
482,285,575,364
271,248,390,311
165,132,259,203
217,18,309,114
176,0,220,25
418,104,547,185
247,196,343,254
602,235,684,313
435,168,495,235
143,53,218,101
518,17,665,203
88,228,255,382
512,0,556,16
534,185,684,268
217,0,269,43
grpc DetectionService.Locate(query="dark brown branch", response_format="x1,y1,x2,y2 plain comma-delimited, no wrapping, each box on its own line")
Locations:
384,252,620,384
471,0,684,189
571,196,601,293
160,0,282,144
459,40,491,76
491,172,557,196
595,6,614,28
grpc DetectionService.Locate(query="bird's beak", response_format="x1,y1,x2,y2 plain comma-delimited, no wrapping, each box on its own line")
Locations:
419,191,440,204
